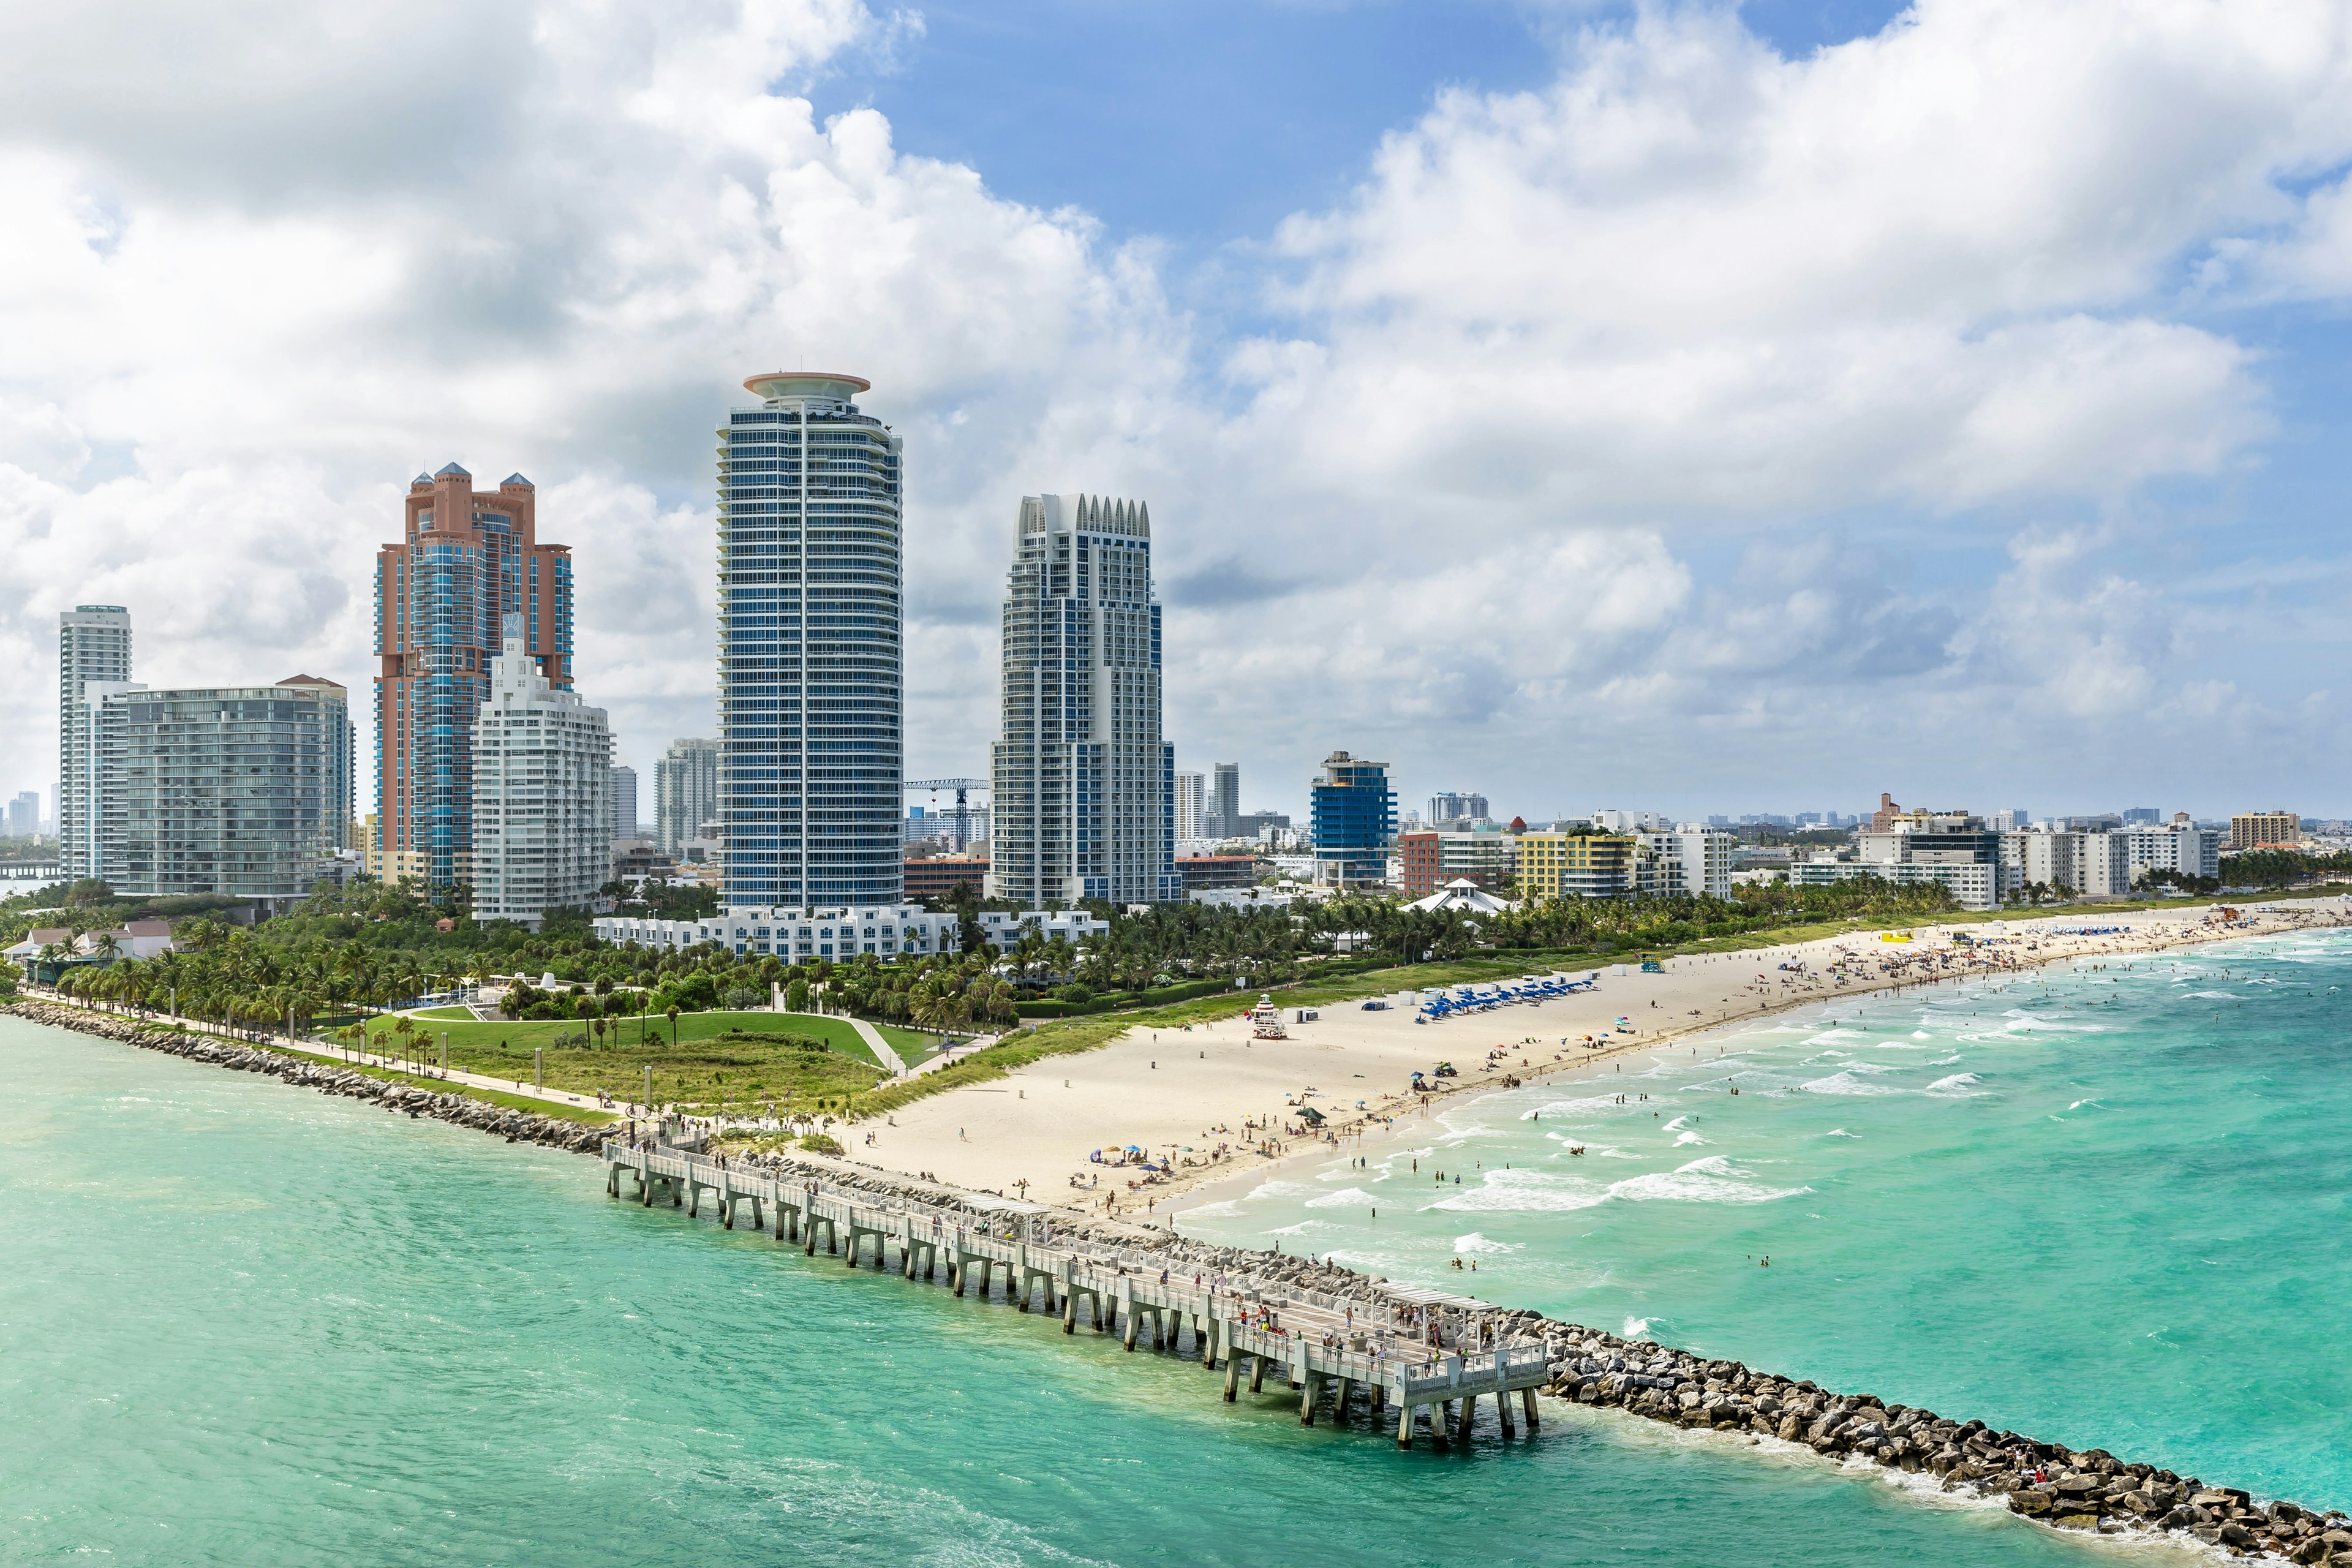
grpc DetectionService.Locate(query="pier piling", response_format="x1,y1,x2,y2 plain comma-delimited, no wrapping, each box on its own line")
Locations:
596,1140,1554,1455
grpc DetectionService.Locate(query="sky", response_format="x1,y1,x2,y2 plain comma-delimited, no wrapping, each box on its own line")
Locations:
4,0,2352,829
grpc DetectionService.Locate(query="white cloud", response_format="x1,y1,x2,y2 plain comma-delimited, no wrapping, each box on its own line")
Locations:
6,0,2352,824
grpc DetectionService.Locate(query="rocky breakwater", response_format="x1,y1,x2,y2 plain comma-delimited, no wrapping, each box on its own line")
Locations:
4,1001,605,1156
713,1150,2349,1558
1544,1332,2352,1559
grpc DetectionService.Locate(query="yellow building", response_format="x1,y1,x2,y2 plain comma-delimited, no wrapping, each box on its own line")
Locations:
1517,832,1639,900
2230,810,2300,851
358,815,431,884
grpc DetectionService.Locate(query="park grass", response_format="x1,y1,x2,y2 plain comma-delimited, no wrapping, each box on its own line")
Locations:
397,1009,878,1061
27,1001,618,1126
875,1022,946,1064
406,1005,476,1020
351,1009,883,1112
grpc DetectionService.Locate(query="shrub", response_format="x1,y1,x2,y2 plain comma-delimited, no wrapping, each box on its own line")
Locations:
799,1133,843,1156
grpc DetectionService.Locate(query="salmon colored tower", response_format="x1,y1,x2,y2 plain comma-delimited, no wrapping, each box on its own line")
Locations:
371,463,573,891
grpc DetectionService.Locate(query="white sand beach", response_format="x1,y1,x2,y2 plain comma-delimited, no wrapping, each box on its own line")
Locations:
853,900,2350,1215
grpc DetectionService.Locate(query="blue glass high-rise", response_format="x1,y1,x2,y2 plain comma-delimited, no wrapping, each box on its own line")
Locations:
1310,751,1396,887
717,373,904,908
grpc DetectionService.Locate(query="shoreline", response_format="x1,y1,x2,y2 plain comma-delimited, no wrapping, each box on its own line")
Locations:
0,1000,612,1156
12,976,2348,1554
845,900,2350,1218
1167,912,2234,1221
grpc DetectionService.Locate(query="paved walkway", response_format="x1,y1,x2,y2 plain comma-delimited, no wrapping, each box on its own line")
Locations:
24,990,630,1121
844,1016,907,1074
908,1033,1000,1077
776,1006,917,1077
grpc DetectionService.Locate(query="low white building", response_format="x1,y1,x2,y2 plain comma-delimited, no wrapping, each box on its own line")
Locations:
976,909,1109,946
473,619,611,930
1792,859,1998,910
594,903,962,961
1191,887,1298,910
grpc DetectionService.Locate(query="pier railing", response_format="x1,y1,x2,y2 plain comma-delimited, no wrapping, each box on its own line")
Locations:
601,1139,1550,1446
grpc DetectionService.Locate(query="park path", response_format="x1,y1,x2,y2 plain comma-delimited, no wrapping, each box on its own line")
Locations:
25,988,628,1120
843,1016,907,1074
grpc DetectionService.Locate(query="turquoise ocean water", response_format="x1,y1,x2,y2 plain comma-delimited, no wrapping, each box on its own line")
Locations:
0,932,2340,1564
1184,930,2352,1515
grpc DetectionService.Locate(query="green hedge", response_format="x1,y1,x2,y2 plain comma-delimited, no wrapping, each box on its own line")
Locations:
1139,977,1243,1006
1014,997,1108,1019
1017,976,1263,1018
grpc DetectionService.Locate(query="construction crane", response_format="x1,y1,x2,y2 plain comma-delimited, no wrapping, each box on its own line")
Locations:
904,777,988,803
904,778,989,854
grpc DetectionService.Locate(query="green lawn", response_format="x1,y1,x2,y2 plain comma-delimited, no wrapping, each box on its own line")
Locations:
37,1008,617,1126
349,1009,884,1111
874,1023,946,1064
407,1005,476,1020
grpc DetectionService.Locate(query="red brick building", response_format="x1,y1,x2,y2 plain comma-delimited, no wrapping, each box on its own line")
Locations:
904,856,988,900
1397,830,1515,897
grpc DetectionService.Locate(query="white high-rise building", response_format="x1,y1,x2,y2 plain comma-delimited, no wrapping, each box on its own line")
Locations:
2123,823,2222,883
1665,824,1736,898
472,617,611,930
2019,827,2132,899
989,493,1180,907
1174,770,1207,841
717,372,903,907
655,737,720,854
59,605,132,881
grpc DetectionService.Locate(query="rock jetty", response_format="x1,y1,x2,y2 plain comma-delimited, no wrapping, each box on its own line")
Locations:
4,1001,604,1156
17,997,2344,1555
725,1144,2349,1559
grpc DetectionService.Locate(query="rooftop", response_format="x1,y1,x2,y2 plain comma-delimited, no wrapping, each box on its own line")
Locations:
743,371,871,403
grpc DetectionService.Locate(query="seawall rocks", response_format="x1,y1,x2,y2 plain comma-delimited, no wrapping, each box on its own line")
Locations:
4,1001,604,1156
714,1145,2350,1559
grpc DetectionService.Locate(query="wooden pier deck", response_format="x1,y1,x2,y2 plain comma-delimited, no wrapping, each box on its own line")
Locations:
603,1140,1550,1447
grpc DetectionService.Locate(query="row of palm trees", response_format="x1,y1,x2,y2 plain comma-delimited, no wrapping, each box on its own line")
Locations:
38,930,481,1042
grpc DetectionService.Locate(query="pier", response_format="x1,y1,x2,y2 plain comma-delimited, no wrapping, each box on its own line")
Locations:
603,1140,1550,1447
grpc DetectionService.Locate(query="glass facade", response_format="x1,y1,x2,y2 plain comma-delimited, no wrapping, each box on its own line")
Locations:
1309,751,1396,887
718,374,903,908
97,680,353,902
59,605,133,881
373,467,571,891
989,493,1180,906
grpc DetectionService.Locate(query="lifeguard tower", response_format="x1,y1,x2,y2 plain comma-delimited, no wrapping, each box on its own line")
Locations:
1249,995,1287,1039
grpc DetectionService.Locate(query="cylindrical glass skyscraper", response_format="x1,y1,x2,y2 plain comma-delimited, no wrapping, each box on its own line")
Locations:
717,372,904,908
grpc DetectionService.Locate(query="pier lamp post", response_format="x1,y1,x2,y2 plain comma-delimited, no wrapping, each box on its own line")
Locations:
643,1063,652,1110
